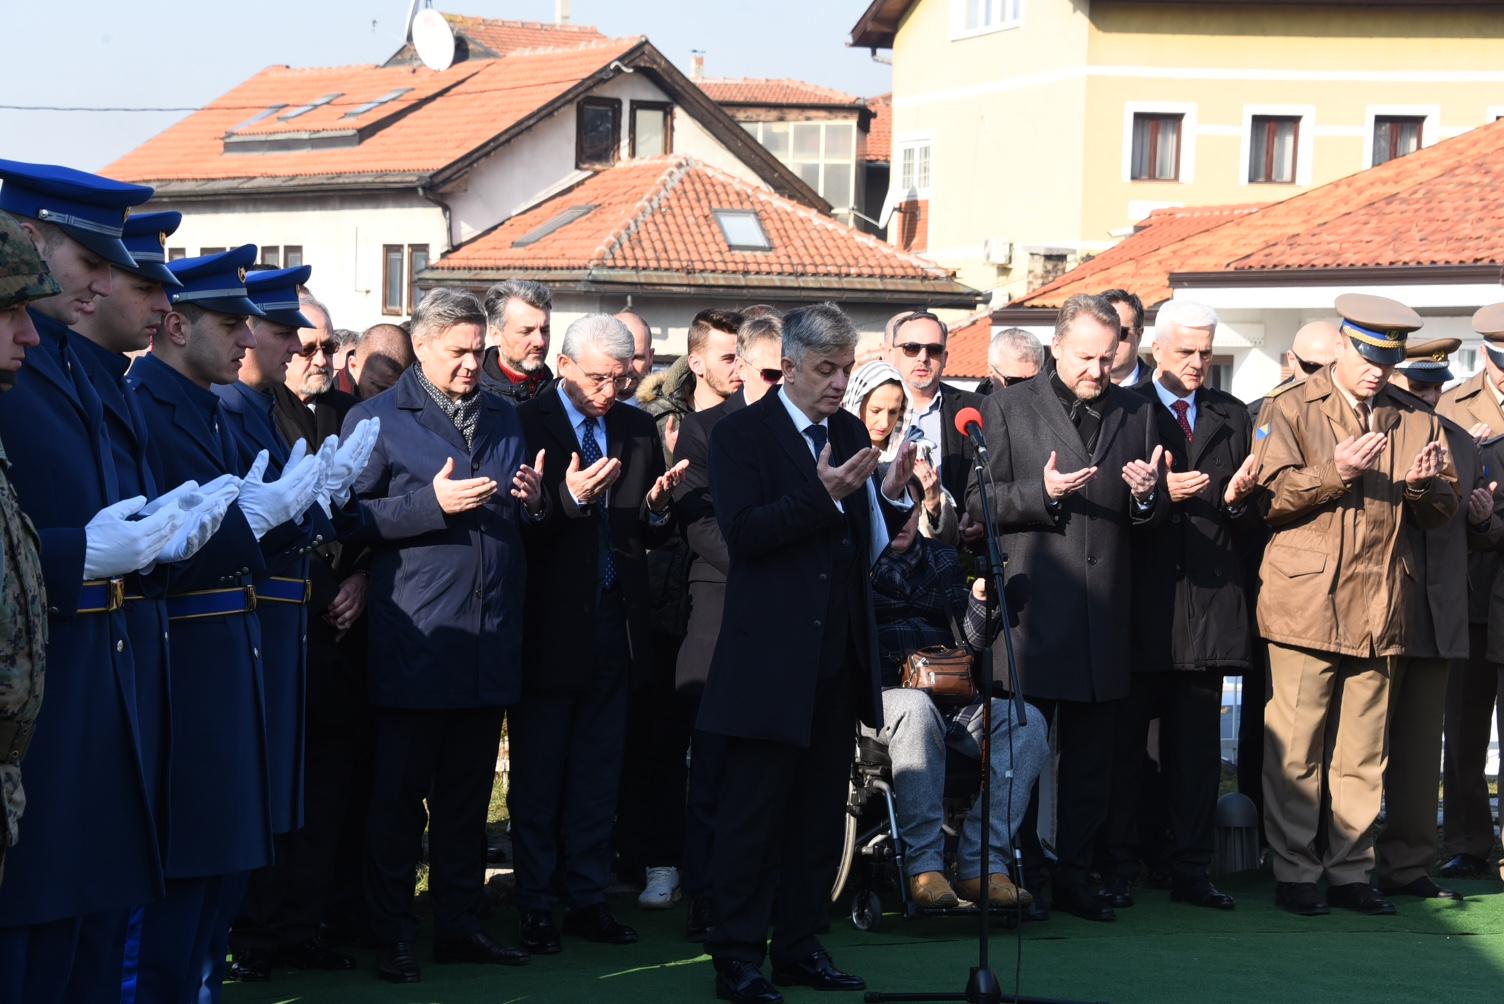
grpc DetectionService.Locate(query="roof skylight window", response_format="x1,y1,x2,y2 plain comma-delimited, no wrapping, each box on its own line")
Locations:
342,88,414,119
512,205,598,248
228,105,287,133
713,209,771,251
278,93,341,121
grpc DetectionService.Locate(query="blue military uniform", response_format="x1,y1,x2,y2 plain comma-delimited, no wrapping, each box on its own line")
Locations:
125,247,278,1004
0,161,163,1004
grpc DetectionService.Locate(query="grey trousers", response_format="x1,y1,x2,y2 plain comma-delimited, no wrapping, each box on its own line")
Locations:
866,688,1048,880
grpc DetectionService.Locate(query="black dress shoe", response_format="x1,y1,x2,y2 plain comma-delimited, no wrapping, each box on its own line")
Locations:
377,941,421,984
1170,877,1236,910
1439,853,1491,879
1054,884,1116,922
771,949,865,991
563,903,639,944
1274,881,1328,916
1380,877,1463,901
686,897,715,942
282,938,356,971
433,930,530,966
226,953,270,982
1327,883,1396,916
713,959,783,1003
1101,876,1135,909
519,911,562,955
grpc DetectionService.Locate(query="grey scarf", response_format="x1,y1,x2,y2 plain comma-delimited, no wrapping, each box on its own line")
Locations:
414,363,482,447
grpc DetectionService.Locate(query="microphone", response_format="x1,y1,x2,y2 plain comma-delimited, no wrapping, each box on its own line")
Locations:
953,406,990,464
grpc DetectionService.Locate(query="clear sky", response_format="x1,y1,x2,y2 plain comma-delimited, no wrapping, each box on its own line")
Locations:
0,0,892,172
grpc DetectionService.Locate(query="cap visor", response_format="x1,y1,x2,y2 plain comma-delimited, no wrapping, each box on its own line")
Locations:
1401,368,1451,385
1486,344,1504,370
122,260,183,288
65,228,138,270
181,294,266,318
257,308,314,329
1351,338,1405,366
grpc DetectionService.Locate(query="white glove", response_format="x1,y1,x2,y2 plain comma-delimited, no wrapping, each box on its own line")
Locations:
82,496,185,579
236,444,325,540
311,434,340,517
155,477,242,564
322,417,381,510
138,479,199,517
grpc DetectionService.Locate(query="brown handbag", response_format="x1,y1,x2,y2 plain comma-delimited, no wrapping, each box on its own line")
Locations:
899,610,977,706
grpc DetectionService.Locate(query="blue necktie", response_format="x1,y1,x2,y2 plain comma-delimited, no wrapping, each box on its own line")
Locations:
579,416,616,589
804,423,828,456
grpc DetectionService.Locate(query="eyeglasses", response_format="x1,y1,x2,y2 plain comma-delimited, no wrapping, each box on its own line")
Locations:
1119,326,1140,342
739,356,782,384
897,342,947,359
990,368,1034,388
1292,354,1325,375
296,339,338,359
561,356,632,393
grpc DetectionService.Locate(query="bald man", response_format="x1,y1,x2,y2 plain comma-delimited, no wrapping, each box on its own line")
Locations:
1249,321,1343,423
614,311,654,405
350,323,415,400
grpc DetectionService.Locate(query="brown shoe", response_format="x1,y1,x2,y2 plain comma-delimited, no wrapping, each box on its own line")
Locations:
908,871,960,908
956,873,1032,908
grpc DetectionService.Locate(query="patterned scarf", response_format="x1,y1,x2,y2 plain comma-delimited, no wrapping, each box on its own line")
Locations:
414,362,482,447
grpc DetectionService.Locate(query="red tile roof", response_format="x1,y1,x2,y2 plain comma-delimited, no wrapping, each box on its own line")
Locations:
105,38,643,184
1012,118,1504,308
430,156,970,293
861,93,891,163
696,78,862,107
441,15,606,55
940,309,995,379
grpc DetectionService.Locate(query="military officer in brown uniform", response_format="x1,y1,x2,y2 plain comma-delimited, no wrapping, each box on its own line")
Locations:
1375,340,1501,900
0,213,58,885
1436,304,1504,880
1253,294,1457,917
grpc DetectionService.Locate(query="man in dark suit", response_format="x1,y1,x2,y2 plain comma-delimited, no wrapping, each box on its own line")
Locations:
1106,300,1257,912
671,313,783,942
342,288,541,984
509,314,686,954
887,309,983,547
967,292,1167,922
699,302,914,1004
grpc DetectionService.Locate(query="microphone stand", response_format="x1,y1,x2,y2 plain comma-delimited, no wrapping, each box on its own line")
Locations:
865,449,1097,1004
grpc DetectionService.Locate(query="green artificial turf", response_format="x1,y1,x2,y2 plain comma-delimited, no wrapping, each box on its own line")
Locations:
224,872,1504,1003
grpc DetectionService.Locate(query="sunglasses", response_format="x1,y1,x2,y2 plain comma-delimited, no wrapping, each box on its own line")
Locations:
1119,326,1139,342
897,342,947,359
740,356,782,384
296,339,338,359
993,372,1034,388
1292,354,1324,375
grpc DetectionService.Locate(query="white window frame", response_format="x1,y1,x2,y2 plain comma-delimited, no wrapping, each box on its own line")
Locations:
950,0,1024,41
1122,102,1197,184
1239,104,1315,187
895,134,934,198
1364,104,1439,169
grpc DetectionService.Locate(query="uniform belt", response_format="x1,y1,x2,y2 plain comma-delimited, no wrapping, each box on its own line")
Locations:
164,586,257,621
77,578,125,614
0,719,35,766
254,576,311,605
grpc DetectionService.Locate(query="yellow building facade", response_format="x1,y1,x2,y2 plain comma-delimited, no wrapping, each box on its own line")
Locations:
852,0,1504,301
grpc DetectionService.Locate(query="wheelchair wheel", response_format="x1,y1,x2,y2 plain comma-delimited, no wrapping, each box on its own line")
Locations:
850,889,883,932
830,781,859,903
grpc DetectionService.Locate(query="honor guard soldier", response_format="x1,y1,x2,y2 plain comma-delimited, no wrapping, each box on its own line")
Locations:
0,213,58,890
218,266,376,981
1377,339,1499,901
1253,294,1458,918
0,160,217,1004
126,246,326,1004
1436,304,1504,880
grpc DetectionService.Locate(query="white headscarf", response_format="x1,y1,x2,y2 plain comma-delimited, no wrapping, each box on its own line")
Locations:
841,359,915,462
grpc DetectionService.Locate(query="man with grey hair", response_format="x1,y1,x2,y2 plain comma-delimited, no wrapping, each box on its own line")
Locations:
481,278,554,404
1104,298,1256,912
977,327,1046,395
967,292,1166,922
698,302,915,1001
511,314,688,956
342,286,544,983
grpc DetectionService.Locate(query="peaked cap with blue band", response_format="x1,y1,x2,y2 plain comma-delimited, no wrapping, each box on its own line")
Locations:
0,158,153,270
1333,293,1422,366
1396,337,1460,385
120,211,183,287
166,245,264,318
1473,303,1504,369
245,265,313,328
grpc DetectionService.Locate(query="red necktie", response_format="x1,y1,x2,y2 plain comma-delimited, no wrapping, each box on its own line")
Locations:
1172,399,1193,442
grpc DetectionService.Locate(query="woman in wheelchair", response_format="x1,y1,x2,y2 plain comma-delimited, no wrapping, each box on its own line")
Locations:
865,485,1049,910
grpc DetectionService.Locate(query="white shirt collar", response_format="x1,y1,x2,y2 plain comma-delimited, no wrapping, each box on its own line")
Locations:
1152,376,1194,413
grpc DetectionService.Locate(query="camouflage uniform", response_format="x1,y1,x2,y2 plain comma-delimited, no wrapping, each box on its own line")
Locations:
0,211,58,883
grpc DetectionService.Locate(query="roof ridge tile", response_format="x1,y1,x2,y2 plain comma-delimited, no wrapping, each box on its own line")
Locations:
592,157,695,266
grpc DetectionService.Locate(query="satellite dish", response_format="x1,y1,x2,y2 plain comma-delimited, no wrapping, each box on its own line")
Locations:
412,8,456,72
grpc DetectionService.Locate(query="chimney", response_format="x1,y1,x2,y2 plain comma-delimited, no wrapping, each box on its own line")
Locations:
691,50,704,81
556,0,571,24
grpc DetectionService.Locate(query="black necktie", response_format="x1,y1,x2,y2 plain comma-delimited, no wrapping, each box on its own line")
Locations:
804,423,828,457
